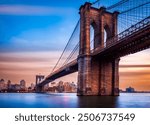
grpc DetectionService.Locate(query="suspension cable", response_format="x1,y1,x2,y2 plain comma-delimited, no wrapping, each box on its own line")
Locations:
51,20,80,73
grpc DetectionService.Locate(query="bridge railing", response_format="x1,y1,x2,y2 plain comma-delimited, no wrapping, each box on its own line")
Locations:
107,16,150,47
91,16,150,53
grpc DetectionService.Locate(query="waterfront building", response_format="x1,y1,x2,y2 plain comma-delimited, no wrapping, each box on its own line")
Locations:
31,83,35,90
0,79,7,91
64,82,71,92
126,87,135,93
57,81,64,92
7,80,11,89
69,82,77,92
20,80,26,90
44,84,49,91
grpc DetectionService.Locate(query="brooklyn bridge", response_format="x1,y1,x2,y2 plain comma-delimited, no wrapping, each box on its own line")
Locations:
36,0,150,95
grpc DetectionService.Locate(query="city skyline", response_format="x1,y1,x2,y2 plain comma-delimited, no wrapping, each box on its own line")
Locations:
1,77,149,92
0,0,150,91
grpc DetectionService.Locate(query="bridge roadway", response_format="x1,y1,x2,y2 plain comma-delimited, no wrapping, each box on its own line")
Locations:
37,17,150,87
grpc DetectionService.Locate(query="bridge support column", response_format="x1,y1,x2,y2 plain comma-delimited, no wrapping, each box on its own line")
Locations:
77,2,92,95
77,55,92,95
100,58,120,95
35,75,45,93
35,86,44,93
90,58,120,95
112,58,120,96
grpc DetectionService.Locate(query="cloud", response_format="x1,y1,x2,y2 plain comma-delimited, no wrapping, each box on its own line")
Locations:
120,49,150,65
0,5,75,16
120,71,150,77
0,51,61,62
120,65,150,68
0,51,62,84
3,36,62,52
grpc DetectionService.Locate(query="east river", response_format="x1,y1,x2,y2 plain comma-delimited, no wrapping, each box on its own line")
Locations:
0,93,150,108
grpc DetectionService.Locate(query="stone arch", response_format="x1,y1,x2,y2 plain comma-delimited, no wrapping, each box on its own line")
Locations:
103,24,112,47
91,20,97,30
90,21,98,50
104,24,112,40
90,25,94,50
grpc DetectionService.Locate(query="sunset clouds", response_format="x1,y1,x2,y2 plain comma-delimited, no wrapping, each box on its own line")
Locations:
119,49,150,91
0,51,61,84
0,49,149,91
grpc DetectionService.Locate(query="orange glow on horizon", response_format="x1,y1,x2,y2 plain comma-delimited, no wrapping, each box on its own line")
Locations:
0,49,150,91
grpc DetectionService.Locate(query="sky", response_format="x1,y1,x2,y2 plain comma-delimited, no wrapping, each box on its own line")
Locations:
0,0,150,91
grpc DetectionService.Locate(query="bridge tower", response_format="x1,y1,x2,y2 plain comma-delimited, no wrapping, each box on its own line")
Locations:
35,75,45,92
77,2,120,95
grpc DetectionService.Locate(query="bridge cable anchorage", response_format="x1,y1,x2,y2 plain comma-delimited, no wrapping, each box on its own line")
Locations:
51,20,80,73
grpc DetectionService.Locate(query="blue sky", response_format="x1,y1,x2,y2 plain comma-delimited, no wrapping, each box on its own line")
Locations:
0,0,89,52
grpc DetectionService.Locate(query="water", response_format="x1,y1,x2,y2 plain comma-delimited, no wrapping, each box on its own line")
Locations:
0,93,150,108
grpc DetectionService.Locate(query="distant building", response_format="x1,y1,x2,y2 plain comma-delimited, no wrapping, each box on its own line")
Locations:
57,81,64,92
7,80,12,92
44,84,49,91
48,82,57,92
126,87,135,93
0,79,5,84
69,82,77,92
20,80,26,90
0,79,7,91
8,84,21,92
7,80,11,89
31,83,35,90
119,89,124,92
63,82,77,92
15,84,21,91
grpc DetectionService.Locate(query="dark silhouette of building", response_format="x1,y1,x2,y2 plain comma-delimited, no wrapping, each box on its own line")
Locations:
126,87,135,93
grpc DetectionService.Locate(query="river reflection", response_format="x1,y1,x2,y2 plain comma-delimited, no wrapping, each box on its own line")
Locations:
0,93,150,108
